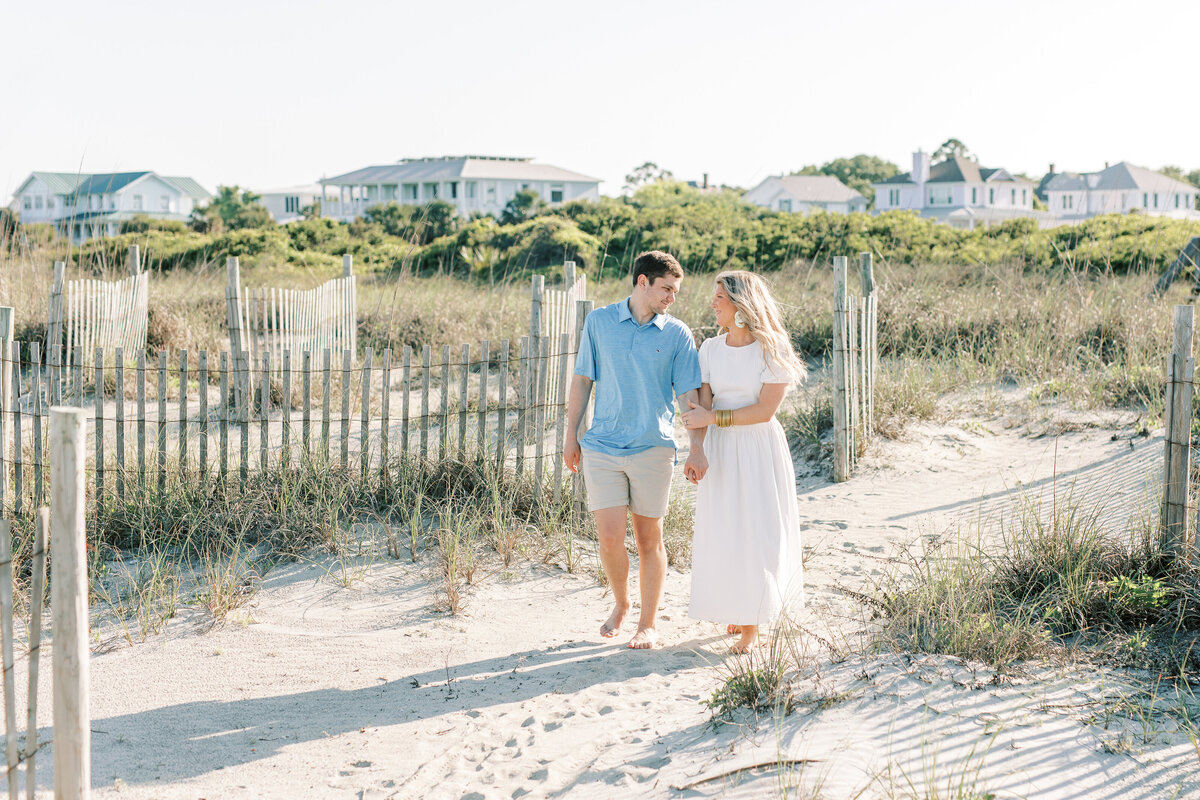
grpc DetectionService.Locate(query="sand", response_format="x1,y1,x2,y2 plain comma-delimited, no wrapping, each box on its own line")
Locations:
8,403,1200,798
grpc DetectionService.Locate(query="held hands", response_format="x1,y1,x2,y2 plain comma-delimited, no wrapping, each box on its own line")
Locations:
680,398,715,430
683,448,708,484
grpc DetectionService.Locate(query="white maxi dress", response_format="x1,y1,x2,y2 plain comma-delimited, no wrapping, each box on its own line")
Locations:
688,334,804,627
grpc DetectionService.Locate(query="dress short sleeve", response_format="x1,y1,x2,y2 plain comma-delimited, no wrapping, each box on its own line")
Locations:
760,349,792,384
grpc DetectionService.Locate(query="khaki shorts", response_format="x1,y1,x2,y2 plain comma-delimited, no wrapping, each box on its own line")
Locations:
580,446,674,518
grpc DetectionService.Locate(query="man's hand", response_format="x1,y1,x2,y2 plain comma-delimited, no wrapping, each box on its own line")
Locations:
680,398,714,430
683,447,708,484
564,437,582,473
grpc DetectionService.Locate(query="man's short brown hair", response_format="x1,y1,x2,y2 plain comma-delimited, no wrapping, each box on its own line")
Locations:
632,250,684,287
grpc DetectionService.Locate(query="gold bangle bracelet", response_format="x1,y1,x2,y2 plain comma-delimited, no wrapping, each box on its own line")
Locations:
717,409,734,428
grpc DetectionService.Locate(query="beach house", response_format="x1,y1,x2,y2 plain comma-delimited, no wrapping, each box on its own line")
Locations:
10,171,211,242
320,156,601,221
873,151,1048,229
1038,162,1200,221
742,175,867,215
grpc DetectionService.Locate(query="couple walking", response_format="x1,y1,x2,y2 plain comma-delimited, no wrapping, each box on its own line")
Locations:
564,251,805,652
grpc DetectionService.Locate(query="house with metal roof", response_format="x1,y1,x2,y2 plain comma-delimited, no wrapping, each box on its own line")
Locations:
319,156,601,221
1039,162,1199,221
10,171,211,242
872,151,1050,229
255,184,340,224
743,175,867,215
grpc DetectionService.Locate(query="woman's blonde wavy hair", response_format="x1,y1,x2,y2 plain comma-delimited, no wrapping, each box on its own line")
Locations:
715,270,807,382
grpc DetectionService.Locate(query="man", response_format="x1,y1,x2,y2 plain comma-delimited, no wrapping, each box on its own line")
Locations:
564,250,707,650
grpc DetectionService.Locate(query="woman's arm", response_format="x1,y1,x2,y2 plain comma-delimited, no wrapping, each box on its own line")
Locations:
681,383,788,429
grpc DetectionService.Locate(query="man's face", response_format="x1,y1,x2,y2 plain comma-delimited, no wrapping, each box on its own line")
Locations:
641,274,681,315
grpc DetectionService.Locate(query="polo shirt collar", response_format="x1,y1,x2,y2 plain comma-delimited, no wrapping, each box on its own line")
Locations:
620,297,668,329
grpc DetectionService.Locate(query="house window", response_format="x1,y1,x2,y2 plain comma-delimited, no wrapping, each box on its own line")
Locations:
449,182,458,199
403,184,418,201
486,183,496,203
1011,189,1016,204
779,199,792,212
551,185,564,203
22,197,31,210
521,183,530,191
988,188,994,204
285,196,299,214
466,182,477,199
1176,194,1181,209
889,189,900,206
107,195,115,210
160,196,170,212
1154,193,1159,208
34,196,43,209
1022,189,1027,204
47,197,54,210
133,194,143,210
971,187,977,204
423,182,438,199
1143,193,1148,208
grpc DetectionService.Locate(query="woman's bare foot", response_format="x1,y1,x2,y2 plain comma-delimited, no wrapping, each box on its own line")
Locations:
730,625,758,654
627,628,659,649
600,604,630,638
726,624,742,636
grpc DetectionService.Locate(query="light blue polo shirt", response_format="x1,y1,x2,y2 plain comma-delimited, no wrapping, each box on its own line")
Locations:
574,298,701,455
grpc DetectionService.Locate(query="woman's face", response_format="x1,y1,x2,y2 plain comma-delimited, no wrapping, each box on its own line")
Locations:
711,282,737,329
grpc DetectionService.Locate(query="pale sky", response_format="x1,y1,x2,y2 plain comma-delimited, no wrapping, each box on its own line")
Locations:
3,0,1198,202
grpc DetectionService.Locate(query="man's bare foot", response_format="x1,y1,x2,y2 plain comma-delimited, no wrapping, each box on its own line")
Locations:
627,628,659,649
726,624,742,636
600,604,630,638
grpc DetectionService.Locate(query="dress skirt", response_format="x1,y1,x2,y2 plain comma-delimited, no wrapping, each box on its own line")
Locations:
688,417,804,626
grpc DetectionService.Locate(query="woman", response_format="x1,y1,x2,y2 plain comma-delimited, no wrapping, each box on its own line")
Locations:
681,271,806,653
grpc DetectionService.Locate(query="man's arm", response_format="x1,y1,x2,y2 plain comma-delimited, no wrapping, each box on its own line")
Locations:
564,373,593,473
679,387,708,484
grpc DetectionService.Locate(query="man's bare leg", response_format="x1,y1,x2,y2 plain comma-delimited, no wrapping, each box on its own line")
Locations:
594,506,631,638
628,513,666,649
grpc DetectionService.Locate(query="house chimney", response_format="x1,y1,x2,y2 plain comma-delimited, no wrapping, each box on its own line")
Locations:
1049,163,1055,175
703,172,709,190
1104,161,1109,169
912,150,930,186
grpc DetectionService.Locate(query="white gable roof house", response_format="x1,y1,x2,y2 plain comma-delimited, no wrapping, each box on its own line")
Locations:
10,171,211,242
257,184,340,224
743,175,867,215
320,155,601,221
1039,162,1200,222
873,150,1052,229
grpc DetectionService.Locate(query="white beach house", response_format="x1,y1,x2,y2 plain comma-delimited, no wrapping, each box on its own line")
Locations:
1039,162,1200,221
873,151,1049,229
10,171,211,242
742,175,867,215
256,184,340,224
320,156,601,221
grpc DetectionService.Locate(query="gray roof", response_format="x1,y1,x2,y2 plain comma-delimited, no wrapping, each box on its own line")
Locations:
15,171,209,199
767,175,865,203
1041,162,1197,194
323,156,600,186
878,157,1033,188
162,176,212,199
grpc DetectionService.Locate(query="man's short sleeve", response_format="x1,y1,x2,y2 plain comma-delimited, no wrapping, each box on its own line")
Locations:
672,328,702,396
574,314,597,380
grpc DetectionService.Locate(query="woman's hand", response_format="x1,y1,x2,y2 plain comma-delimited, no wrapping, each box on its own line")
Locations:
681,398,715,430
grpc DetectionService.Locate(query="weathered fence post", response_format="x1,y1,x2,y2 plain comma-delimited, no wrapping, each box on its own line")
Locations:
128,243,141,276
51,406,90,800
0,308,12,511
1164,305,1195,555
530,275,544,341
832,258,851,482
860,252,877,437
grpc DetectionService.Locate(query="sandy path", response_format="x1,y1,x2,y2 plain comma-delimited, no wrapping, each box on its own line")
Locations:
8,410,1197,798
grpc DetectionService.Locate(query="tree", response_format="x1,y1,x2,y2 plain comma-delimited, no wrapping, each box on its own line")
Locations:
189,185,274,233
789,154,900,206
362,200,459,244
500,189,548,225
623,162,674,194
932,138,975,162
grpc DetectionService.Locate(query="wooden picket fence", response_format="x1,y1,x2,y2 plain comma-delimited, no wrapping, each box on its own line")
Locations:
530,263,587,408
50,245,149,374
832,253,878,482
0,313,595,522
226,255,357,411
1160,304,1195,556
